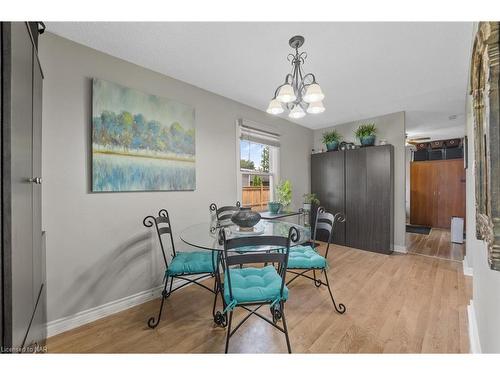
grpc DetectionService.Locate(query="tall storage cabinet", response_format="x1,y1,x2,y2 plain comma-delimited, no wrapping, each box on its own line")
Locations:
311,145,394,254
1,22,45,352
310,150,345,244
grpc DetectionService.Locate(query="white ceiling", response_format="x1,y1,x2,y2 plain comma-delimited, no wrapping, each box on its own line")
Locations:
46,22,474,140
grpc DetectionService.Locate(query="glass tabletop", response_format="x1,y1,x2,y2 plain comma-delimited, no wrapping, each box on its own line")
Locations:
179,220,311,252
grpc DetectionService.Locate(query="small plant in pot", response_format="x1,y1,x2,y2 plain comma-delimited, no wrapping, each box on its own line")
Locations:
322,130,343,151
268,179,292,214
302,193,320,211
355,123,377,146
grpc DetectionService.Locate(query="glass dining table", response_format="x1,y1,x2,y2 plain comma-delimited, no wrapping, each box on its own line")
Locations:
179,220,311,326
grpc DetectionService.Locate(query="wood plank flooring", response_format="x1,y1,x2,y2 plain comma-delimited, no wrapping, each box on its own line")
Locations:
47,244,471,353
406,228,465,261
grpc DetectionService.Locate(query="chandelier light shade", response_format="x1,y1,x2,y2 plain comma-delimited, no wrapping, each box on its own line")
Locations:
266,98,284,114
267,35,325,118
289,105,306,119
306,101,325,114
303,83,325,103
276,84,296,103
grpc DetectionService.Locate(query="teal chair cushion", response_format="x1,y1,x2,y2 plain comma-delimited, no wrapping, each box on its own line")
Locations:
167,251,216,276
287,245,327,269
224,265,288,305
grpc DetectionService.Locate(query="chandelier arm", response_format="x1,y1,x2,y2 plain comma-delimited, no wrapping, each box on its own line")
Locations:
269,35,323,116
302,73,317,84
297,73,318,99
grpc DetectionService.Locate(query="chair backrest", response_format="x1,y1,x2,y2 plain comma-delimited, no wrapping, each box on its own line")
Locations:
209,201,241,224
312,207,346,258
143,209,176,269
220,226,299,303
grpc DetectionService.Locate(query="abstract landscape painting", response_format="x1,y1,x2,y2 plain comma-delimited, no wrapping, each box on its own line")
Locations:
92,79,195,192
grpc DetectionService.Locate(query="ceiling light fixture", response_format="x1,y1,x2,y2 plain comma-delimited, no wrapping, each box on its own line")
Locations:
267,35,325,118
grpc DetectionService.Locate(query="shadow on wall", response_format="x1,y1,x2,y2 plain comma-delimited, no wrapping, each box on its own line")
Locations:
57,231,158,318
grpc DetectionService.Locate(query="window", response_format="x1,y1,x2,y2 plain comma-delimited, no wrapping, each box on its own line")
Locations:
238,120,280,211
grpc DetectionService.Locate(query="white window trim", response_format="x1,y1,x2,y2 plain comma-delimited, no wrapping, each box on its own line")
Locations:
236,119,280,204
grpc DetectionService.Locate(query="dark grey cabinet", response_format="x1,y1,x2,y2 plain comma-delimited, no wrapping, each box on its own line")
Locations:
1,22,45,352
311,145,394,254
311,150,345,244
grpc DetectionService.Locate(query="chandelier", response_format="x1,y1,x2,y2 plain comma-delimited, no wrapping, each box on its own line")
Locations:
267,35,325,119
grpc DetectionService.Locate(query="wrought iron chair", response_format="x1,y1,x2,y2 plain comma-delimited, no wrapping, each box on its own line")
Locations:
219,226,298,353
286,207,346,314
209,201,241,227
143,209,217,329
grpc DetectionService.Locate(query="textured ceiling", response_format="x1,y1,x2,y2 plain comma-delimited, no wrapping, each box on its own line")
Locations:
46,22,474,139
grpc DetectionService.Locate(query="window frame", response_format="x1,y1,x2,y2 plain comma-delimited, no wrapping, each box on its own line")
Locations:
236,120,280,207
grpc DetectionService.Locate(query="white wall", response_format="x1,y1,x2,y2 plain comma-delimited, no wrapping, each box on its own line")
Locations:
313,112,406,250
39,33,313,322
465,90,500,353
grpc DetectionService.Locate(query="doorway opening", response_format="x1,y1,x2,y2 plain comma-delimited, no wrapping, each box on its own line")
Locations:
406,137,466,261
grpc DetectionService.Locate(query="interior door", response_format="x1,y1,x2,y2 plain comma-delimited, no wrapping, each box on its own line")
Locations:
10,22,34,349
436,159,466,229
410,161,437,226
26,46,45,347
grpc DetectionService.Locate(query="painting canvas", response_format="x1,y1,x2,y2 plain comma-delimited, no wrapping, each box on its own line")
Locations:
92,79,196,192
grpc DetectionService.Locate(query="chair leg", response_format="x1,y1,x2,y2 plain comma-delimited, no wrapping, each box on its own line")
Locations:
323,270,346,314
280,301,292,354
147,276,171,329
225,311,234,354
212,276,219,317
313,269,322,287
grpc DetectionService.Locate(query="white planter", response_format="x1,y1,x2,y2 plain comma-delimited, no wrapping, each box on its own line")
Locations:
303,203,311,211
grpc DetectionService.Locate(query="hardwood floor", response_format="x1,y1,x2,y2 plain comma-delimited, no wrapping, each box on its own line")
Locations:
406,228,465,261
47,244,471,353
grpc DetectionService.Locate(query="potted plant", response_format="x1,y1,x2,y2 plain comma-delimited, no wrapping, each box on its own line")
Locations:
355,123,377,146
302,193,320,211
268,179,292,214
322,130,342,151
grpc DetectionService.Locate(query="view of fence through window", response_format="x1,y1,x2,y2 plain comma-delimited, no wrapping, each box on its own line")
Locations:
240,139,274,211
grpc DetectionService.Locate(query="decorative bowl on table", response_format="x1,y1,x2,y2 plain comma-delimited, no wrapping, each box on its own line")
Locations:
268,201,282,214
231,207,261,231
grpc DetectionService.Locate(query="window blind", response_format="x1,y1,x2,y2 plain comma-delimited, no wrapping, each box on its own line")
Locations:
238,119,280,148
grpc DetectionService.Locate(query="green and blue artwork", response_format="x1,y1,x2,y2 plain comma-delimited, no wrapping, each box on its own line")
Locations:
92,79,195,192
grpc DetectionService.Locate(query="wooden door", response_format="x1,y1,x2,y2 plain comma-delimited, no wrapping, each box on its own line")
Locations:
311,151,345,244
410,160,465,228
411,161,436,226
436,159,466,229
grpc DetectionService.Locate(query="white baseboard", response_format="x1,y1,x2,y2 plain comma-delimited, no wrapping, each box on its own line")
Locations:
463,256,473,276
46,276,206,338
393,245,407,253
467,300,481,353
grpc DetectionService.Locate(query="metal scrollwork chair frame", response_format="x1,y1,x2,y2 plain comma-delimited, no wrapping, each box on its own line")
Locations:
209,201,241,229
218,226,299,353
286,207,346,314
470,22,500,270
143,209,216,328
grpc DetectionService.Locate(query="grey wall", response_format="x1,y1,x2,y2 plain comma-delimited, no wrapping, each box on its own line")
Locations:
313,112,406,250
39,33,313,322
465,78,500,353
